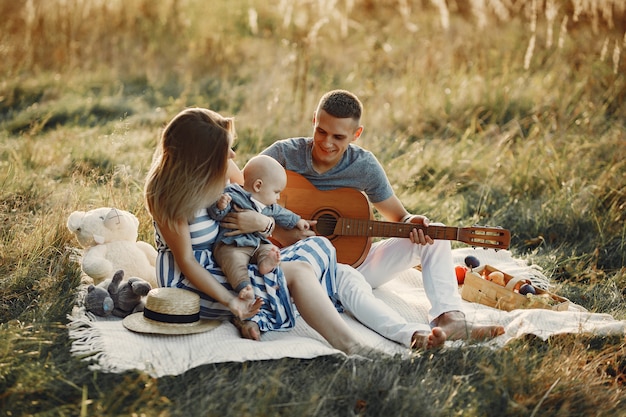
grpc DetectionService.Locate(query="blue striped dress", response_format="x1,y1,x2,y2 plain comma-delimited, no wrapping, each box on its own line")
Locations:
154,208,341,332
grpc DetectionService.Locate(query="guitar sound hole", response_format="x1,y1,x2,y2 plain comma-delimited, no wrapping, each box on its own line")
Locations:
315,214,338,237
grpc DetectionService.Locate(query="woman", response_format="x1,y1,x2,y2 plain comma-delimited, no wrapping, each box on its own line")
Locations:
144,107,364,354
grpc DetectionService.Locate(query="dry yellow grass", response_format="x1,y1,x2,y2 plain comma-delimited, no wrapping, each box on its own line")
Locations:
1,1,625,416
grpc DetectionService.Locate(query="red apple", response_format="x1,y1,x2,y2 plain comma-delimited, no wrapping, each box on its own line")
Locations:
455,265,468,285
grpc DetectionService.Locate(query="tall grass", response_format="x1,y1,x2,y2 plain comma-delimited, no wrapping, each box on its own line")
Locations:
1,0,625,415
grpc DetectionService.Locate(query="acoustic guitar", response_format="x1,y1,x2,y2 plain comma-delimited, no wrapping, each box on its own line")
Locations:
275,170,511,267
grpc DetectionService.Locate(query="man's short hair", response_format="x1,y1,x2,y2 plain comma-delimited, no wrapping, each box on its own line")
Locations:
316,90,362,122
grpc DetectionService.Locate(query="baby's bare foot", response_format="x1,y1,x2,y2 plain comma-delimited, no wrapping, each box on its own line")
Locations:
434,311,505,341
411,327,447,351
258,245,281,275
238,284,255,301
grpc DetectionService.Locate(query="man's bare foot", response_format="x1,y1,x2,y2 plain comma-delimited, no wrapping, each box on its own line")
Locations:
258,246,281,274
238,284,255,301
411,327,447,351
434,311,505,341
232,317,261,341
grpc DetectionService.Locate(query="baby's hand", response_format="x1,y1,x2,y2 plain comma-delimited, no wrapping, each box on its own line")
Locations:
296,219,310,231
217,193,232,210
228,296,263,319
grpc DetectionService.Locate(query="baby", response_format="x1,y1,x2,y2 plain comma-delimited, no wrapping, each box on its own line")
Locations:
208,155,310,300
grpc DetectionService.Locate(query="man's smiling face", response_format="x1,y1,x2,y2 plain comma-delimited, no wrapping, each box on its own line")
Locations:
311,109,362,173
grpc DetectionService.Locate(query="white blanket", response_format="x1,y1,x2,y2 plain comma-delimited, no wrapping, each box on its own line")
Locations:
67,248,626,377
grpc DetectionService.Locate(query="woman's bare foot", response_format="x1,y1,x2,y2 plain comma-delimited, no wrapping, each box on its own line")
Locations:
434,311,505,341
411,327,447,351
258,245,281,274
231,317,261,341
238,284,255,301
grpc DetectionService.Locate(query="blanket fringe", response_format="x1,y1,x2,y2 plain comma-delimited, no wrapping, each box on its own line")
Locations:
67,314,128,374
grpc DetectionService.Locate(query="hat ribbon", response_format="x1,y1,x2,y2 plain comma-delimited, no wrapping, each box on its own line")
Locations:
143,308,200,324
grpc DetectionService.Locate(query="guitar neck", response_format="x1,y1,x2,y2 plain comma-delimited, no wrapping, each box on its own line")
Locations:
335,218,458,240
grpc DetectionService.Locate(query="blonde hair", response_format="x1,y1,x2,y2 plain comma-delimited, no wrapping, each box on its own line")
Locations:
145,108,234,230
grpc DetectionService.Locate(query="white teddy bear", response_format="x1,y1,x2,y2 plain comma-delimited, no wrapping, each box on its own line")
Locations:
67,207,158,288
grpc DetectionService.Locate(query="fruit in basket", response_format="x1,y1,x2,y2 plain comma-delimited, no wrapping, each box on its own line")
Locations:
455,265,468,284
487,271,505,286
519,283,536,295
527,292,557,306
464,255,480,269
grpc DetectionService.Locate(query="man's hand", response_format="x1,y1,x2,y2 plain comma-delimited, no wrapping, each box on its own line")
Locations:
405,215,434,246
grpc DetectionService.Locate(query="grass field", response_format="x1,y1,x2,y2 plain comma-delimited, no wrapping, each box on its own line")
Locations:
1,0,625,415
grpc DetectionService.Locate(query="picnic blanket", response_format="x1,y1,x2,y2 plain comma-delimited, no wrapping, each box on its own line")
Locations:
67,248,626,378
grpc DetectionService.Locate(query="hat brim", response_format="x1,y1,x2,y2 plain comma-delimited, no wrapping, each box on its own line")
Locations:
123,312,222,335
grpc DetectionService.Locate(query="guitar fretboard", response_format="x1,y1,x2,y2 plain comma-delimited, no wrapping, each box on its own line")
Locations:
334,218,459,240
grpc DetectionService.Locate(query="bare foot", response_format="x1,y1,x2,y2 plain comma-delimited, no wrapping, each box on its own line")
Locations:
258,245,281,275
232,317,261,341
434,311,505,341
411,327,447,351
238,284,255,301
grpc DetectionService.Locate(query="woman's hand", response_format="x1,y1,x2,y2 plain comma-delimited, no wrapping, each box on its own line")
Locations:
221,207,268,236
228,296,263,319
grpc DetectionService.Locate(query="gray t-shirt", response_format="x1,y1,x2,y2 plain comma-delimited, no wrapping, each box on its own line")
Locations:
261,137,393,203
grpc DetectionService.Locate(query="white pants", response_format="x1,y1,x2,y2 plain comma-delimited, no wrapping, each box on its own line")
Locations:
335,234,464,347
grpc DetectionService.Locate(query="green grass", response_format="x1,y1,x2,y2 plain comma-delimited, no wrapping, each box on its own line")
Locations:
1,0,625,415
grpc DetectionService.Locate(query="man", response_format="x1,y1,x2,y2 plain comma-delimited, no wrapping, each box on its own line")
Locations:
262,89,504,349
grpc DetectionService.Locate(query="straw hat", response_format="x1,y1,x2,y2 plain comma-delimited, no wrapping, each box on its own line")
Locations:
123,287,221,335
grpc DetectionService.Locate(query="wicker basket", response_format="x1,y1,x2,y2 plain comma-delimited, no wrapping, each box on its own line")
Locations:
461,265,571,312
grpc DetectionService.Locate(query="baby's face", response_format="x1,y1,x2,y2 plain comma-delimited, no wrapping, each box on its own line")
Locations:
254,174,286,206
